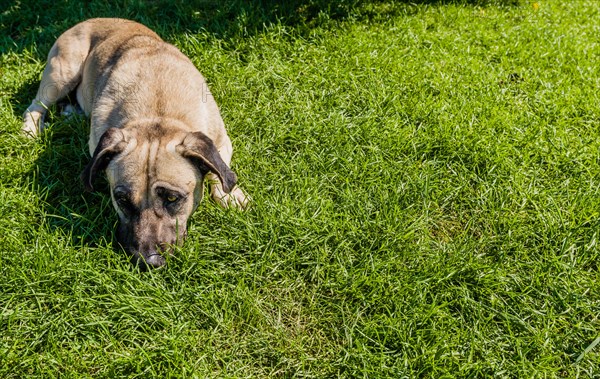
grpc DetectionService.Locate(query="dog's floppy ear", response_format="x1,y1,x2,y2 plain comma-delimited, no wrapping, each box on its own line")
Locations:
178,132,237,193
81,128,127,192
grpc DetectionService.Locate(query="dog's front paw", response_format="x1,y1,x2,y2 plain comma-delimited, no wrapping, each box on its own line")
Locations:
22,109,47,138
212,186,251,209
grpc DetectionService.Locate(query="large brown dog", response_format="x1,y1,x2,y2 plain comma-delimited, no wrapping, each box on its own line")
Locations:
23,18,249,267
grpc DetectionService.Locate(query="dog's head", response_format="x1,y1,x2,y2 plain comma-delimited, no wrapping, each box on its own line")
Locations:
81,122,236,268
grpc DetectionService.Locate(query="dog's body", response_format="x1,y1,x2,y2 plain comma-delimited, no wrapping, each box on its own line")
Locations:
23,18,248,267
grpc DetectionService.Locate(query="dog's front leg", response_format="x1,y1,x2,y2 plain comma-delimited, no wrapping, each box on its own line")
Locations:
22,25,90,137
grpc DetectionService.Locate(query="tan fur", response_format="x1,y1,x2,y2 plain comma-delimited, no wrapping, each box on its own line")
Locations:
23,18,248,267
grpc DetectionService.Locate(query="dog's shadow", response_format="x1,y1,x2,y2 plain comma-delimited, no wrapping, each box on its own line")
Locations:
32,104,117,249
2,67,112,252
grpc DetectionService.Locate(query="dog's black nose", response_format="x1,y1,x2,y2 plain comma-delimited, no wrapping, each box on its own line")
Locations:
144,254,166,268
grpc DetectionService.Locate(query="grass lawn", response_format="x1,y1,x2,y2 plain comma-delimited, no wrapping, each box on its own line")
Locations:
1,0,599,377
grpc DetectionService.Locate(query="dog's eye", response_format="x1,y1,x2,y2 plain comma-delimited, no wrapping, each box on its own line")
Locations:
114,192,132,210
163,194,183,211
116,196,129,208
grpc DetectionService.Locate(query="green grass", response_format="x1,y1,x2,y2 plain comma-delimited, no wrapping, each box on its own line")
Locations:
1,0,599,377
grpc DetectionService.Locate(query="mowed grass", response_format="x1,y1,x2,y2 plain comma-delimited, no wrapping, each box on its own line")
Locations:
1,0,599,377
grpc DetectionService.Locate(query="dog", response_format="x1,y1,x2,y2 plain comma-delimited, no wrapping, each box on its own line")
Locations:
23,18,249,268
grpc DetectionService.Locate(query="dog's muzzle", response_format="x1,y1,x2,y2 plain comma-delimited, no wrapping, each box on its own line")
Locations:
117,221,184,269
